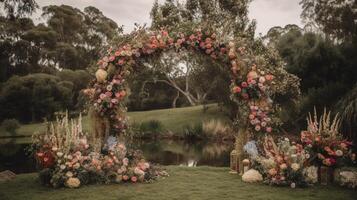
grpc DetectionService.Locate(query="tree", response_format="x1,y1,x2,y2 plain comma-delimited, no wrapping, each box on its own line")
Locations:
300,0,357,42
150,0,256,39
0,0,38,19
0,74,73,122
264,24,302,47
140,50,227,106
144,0,257,107
41,5,123,70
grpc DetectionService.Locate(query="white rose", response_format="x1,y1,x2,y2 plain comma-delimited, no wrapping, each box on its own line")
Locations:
290,182,296,188
52,147,58,151
66,171,73,177
74,163,80,169
57,152,64,157
336,150,343,157
60,164,66,170
291,163,300,171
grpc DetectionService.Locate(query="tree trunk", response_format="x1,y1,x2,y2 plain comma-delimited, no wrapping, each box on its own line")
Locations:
172,91,180,108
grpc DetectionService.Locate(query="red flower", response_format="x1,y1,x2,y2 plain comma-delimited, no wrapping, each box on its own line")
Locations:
241,82,248,88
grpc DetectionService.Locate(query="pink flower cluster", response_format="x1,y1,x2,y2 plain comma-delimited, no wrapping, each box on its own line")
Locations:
248,104,273,133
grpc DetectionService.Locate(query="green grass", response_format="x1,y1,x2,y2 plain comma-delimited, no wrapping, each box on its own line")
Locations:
0,166,356,200
0,104,229,140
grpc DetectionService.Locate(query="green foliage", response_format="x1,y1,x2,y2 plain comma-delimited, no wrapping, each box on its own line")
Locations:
0,0,38,19
300,0,356,42
1,118,20,134
136,120,164,138
273,28,357,132
337,84,357,143
182,122,204,140
0,73,73,122
150,0,255,38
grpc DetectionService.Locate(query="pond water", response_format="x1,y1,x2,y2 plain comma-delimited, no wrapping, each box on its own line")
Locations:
0,138,233,174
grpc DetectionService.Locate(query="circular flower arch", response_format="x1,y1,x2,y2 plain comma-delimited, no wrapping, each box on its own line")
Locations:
86,28,295,150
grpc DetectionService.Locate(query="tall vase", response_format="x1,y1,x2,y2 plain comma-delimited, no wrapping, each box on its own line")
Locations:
319,166,334,185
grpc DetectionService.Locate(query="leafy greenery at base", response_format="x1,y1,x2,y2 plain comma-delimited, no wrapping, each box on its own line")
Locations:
0,166,356,200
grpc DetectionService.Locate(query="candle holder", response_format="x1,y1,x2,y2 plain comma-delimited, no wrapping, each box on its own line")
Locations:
242,159,251,174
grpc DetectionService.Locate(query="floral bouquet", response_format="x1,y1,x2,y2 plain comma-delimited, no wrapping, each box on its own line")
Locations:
253,136,309,188
30,114,167,188
300,109,356,167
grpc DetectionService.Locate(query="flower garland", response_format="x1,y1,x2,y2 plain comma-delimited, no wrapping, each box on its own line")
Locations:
86,28,279,137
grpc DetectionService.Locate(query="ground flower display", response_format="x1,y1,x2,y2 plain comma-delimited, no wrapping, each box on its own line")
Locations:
30,114,167,188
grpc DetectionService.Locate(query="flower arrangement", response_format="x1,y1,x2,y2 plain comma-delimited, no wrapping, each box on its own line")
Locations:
84,27,298,141
253,136,309,187
300,109,356,167
245,108,356,188
30,114,166,188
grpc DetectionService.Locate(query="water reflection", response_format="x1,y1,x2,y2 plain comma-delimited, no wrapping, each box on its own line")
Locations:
130,140,233,167
0,138,233,173
0,138,36,173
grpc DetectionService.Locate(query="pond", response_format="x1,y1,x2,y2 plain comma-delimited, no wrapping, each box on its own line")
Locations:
0,138,233,174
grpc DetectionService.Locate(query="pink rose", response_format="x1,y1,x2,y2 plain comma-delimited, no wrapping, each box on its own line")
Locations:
131,176,137,183
100,94,106,100
105,91,112,97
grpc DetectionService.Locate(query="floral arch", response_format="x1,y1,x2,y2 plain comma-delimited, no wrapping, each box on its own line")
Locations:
86,28,295,153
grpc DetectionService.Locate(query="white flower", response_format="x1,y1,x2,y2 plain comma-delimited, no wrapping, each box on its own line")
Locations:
74,163,80,169
66,178,81,188
67,155,73,160
66,171,73,177
303,166,318,184
57,152,64,157
291,163,300,171
290,182,296,188
336,150,343,157
134,167,145,176
242,169,263,183
305,153,310,159
60,164,66,170
52,147,58,151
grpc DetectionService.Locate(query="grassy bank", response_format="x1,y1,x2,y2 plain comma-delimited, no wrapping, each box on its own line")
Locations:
0,104,230,142
0,166,356,200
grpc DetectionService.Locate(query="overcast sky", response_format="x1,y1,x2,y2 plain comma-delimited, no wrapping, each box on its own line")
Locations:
34,0,303,35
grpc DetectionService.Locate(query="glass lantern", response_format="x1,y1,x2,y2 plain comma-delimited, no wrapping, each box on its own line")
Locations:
230,149,238,174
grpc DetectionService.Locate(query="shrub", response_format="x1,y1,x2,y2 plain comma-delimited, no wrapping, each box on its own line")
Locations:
0,74,73,122
1,119,20,133
183,122,204,141
138,120,164,138
202,119,233,139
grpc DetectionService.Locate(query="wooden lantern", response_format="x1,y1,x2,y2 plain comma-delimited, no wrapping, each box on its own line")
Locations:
230,150,238,174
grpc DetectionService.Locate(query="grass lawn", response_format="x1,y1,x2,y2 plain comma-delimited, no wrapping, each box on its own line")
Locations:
0,166,356,200
0,104,229,140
